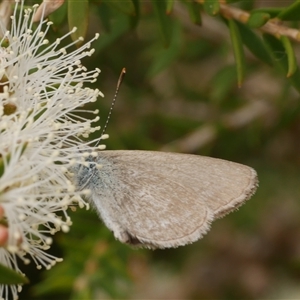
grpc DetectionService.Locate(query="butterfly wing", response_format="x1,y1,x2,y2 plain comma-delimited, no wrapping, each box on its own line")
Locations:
87,150,258,249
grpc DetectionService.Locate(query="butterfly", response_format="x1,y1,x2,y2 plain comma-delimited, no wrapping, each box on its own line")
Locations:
71,150,258,249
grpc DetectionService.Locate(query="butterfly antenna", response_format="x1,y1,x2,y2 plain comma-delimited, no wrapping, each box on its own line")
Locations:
96,68,126,147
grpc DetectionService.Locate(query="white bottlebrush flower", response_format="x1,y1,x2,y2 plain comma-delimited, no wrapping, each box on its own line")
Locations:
0,1,103,299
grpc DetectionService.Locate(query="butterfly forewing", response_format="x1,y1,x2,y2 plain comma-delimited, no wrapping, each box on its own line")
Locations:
84,150,257,249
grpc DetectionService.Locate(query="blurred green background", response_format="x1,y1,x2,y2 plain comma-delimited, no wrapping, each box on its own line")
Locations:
20,0,300,299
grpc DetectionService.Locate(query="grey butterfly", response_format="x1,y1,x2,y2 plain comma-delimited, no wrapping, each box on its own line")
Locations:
71,150,258,249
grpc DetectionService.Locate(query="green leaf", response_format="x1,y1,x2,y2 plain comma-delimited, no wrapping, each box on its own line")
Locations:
228,19,246,87
263,34,300,92
250,7,282,18
92,13,130,53
0,263,29,285
246,11,270,28
68,0,89,43
239,1,256,11
166,0,175,14
277,0,300,21
97,2,112,32
146,20,182,78
103,0,139,29
203,0,220,16
209,65,237,103
104,0,136,16
236,22,273,66
49,0,67,26
129,0,140,28
184,0,202,25
152,0,172,47
280,36,297,77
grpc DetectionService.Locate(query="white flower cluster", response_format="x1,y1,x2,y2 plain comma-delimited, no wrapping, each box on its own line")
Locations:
0,1,102,298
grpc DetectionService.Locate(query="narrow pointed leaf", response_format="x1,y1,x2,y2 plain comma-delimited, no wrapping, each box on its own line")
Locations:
251,7,282,18
104,0,136,16
97,2,112,32
263,34,300,93
129,0,140,28
147,20,181,78
210,65,237,103
277,1,300,21
0,263,29,285
185,0,202,25
68,0,89,43
152,0,172,47
166,0,175,14
228,19,246,87
236,22,272,66
280,36,297,77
